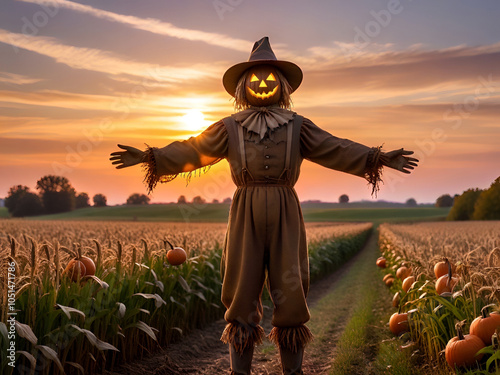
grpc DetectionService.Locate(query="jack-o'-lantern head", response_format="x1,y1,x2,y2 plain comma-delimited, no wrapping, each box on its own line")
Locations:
223,37,303,110
244,65,281,107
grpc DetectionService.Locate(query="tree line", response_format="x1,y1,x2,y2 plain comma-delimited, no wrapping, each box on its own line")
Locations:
438,176,500,220
4,175,153,218
3,175,233,218
4,175,110,217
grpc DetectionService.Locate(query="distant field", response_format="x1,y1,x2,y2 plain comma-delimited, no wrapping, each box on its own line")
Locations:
0,207,8,218
12,203,451,223
302,207,450,223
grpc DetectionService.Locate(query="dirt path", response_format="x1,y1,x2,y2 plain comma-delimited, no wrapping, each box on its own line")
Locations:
105,233,375,375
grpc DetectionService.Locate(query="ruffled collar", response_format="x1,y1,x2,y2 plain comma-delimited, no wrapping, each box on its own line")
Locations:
232,106,295,142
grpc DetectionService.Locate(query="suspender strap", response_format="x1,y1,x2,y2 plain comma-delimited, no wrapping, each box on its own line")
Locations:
237,124,246,170
285,120,293,171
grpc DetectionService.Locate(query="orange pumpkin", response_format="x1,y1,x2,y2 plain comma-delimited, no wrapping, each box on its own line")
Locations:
376,257,386,268
79,256,96,276
389,312,409,335
383,274,393,282
392,292,400,308
244,65,281,107
434,257,454,279
445,322,484,369
396,266,411,280
385,277,395,287
402,276,415,293
63,259,86,282
470,306,500,346
435,260,458,295
165,239,187,266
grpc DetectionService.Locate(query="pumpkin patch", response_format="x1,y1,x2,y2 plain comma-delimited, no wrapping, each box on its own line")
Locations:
377,222,500,374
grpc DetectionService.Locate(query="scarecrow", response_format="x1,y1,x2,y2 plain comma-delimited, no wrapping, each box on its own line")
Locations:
110,37,418,375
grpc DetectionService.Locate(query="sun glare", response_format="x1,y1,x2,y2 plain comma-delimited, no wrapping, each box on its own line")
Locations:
181,109,210,133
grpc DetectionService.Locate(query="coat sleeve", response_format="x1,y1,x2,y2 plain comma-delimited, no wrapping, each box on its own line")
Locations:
143,120,228,192
300,117,383,194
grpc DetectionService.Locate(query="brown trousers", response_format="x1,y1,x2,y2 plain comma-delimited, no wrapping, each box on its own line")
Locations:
220,115,310,328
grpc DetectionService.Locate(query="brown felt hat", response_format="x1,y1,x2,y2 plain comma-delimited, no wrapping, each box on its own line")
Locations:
223,36,303,97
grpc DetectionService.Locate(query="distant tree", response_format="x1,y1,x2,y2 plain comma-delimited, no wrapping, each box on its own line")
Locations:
36,175,76,214
222,197,232,204
192,196,206,205
13,193,44,217
212,198,220,204
126,193,150,205
447,188,483,221
339,194,349,204
435,194,454,208
405,198,417,207
177,195,187,204
5,185,43,217
75,192,91,209
473,177,500,220
5,185,30,213
93,194,107,207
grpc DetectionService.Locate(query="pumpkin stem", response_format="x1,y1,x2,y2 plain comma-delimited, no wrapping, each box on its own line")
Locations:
455,320,466,340
164,239,174,251
446,258,452,288
481,303,496,319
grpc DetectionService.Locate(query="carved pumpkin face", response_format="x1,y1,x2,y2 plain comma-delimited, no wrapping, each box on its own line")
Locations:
245,65,281,107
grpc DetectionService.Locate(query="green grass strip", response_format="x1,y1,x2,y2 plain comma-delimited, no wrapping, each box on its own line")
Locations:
307,230,420,375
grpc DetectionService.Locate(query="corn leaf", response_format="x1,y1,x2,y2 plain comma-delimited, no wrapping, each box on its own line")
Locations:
65,361,85,374
36,345,64,373
177,275,191,292
132,293,166,308
486,349,500,372
126,320,157,342
116,302,126,319
155,280,164,292
15,321,37,345
192,291,207,302
16,351,36,375
70,325,119,352
56,304,85,320
82,275,108,289
0,322,8,341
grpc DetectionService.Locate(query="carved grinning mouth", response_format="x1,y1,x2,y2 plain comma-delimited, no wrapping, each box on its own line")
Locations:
247,86,278,100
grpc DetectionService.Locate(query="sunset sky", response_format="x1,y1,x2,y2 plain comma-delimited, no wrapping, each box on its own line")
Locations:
1,0,499,205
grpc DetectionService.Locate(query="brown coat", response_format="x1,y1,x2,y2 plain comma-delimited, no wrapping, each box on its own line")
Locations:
146,112,374,329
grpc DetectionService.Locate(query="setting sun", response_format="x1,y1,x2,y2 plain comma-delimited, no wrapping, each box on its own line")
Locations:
181,109,210,133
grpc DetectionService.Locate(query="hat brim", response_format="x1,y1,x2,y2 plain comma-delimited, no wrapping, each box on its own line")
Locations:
223,60,303,97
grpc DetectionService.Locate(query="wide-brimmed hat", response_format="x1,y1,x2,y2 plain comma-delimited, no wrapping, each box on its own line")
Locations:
223,37,303,97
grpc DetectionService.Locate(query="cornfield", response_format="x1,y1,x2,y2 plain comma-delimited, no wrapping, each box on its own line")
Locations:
0,220,372,374
379,221,500,374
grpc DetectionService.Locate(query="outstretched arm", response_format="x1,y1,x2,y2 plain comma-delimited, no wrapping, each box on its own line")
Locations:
381,149,419,174
109,144,145,169
109,120,228,192
300,118,419,196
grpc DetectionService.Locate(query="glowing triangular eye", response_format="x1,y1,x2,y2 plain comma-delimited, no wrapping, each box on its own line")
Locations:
250,74,259,82
266,73,276,81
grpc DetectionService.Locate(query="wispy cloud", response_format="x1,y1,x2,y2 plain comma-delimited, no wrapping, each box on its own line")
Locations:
0,72,43,85
16,0,251,53
0,28,219,84
293,42,500,108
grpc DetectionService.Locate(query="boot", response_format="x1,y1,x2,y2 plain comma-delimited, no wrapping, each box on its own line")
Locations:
229,344,254,375
279,346,304,375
